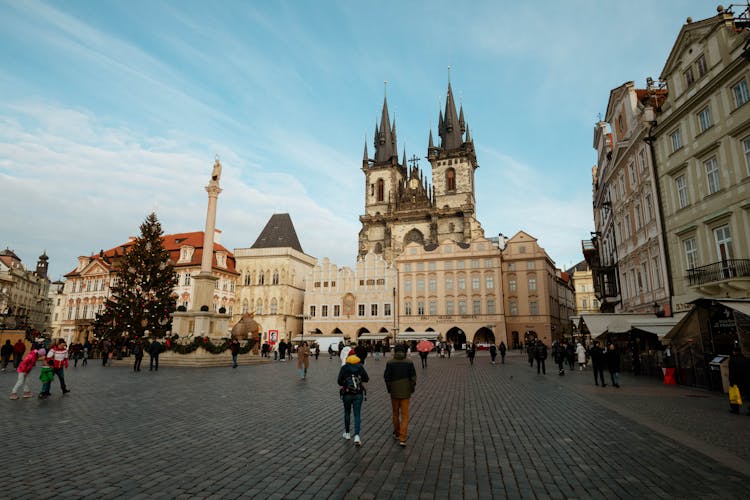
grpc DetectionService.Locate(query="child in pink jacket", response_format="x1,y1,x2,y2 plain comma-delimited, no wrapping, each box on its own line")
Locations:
9,347,45,400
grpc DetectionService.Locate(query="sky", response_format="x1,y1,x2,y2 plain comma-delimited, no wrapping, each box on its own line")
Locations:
0,0,710,280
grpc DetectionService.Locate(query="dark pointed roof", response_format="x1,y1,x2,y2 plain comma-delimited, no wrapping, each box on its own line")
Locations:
428,129,435,149
374,96,398,162
438,82,463,150
363,141,369,162
251,213,303,253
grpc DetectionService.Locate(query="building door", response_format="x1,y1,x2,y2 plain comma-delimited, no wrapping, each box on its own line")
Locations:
713,225,734,278
446,326,466,350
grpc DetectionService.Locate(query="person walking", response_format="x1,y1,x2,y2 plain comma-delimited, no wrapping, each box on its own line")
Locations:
605,343,621,388
314,344,320,360
1,339,13,371
328,344,334,360
81,344,88,367
728,345,749,415
297,341,310,379
489,344,497,365
9,347,44,399
354,342,368,366
499,341,507,364
101,339,111,367
446,343,452,359
148,338,162,371
278,339,287,362
47,339,70,395
13,339,26,368
534,341,547,375
553,342,565,376
229,338,240,368
132,340,144,372
337,353,369,447
576,342,587,371
418,348,429,369
589,341,607,386
384,344,417,448
467,343,476,366
527,342,535,367
566,342,576,370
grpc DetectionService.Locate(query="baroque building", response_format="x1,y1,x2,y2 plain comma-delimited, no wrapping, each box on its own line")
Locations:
358,83,484,263
234,213,316,344
0,249,51,332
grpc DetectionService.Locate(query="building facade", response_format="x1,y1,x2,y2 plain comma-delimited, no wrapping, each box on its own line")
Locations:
588,81,671,314
303,252,397,342
60,231,238,343
0,249,51,332
234,214,316,344
653,9,750,310
568,261,600,315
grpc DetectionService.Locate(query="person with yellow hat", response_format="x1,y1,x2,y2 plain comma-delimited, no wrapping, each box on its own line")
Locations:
337,353,369,447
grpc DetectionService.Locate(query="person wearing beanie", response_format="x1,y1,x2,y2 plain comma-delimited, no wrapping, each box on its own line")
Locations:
384,344,417,447
337,353,369,447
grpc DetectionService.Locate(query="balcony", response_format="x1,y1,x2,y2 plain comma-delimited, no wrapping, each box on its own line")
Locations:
686,259,750,294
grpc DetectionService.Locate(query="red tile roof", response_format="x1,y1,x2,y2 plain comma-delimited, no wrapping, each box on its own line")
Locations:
65,231,237,277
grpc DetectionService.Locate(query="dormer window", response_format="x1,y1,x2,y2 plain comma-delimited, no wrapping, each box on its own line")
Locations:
179,246,195,263
215,251,227,268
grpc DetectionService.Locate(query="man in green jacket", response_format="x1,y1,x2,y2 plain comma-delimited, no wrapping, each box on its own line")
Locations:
384,344,417,447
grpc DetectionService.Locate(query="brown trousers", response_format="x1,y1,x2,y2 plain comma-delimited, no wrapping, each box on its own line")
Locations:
391,398,410,442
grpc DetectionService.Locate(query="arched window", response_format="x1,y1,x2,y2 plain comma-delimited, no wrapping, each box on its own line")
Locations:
255,299,263,315
258,272,265,285
377,179,384,201
375,242,383,254
244,273,251,286
270,298,278,314
272,271,279,285
446,168,456,191
242,299,249,314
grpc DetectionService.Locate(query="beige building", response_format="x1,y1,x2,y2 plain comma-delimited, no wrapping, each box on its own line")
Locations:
234,214,316,343
652,8,750,310
0,249,51,332
502,231,562,347
569,261,600,315
60,231,238,343
590,81,671,314
303,252,397,342
395,237,506,347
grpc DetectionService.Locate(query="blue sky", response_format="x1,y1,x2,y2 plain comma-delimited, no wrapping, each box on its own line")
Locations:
0,0,708,279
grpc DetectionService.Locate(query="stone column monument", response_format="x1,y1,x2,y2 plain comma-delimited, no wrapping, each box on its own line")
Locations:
172,158,230,339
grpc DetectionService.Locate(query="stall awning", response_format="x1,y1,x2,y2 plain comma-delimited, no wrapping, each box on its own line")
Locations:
357,333,389,340
718,300,750,317
396,331,440,341
582,313,685,340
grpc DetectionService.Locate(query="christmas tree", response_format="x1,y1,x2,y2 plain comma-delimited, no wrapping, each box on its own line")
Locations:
95,212,177,339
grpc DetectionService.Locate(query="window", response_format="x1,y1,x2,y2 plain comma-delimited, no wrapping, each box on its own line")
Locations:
509,300,518,316
321,305,328,317
684,67,695,88
472,300,481,314
404,279,412,292
485,275,494,289
384,303,391,316
445,277,453,290
417,301,424,315
652,257,662,289
641,263,650,291
446,168,456,191
698,107,712,133
484,259,493,268
444,261,452,270
714,225,734,261
333,305,341,317
629,162,636,185
358,304,365,316
528,276,537,291
309,305,316,317
429,301,437,315
675,175,689,208
82,305,88,318
526,261,535,270
446,301,454,315
416,263,424,271
371,304,378,316
376,179,384,202
458,300,467,315
639,150,647,173
272,271,279,285
472,277,480,290
670,130,682,152
415,279,424,292
405,302,412,315
635,204,643,230
624,213,631,239
696,54,707,77
487,299,495,314
258,272,265,285
457,261,466,269
456,276,466,290
271,299,278,314
471,259,479,269
684,237,698,270
507,262,515,271
704,156,720,195
743,137,750,175
508,279,517,292
429,278,437,292
404,263,411,272
645,194,653,221
529,301,538,315
732,79,749,108
428,262,436,271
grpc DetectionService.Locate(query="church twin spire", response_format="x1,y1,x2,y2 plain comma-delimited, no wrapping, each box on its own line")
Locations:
373,96,398,163
436,82,471,151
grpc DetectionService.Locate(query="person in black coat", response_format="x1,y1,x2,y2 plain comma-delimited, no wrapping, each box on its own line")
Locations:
489,344,497,365
589,341,607,387
605,343,621,387
499,342,507,364
148,339,162,371
728,346,749,415
534,341,548,375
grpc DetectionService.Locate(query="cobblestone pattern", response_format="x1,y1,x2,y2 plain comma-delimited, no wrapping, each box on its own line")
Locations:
1,352,748,499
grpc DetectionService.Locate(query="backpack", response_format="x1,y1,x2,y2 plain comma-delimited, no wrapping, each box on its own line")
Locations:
341,373,363,396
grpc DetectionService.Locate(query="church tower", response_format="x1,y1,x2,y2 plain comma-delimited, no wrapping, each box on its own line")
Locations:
36,251,49,279
359,81,483,264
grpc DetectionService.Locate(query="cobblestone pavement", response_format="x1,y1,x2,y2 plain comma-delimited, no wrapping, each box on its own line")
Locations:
2,351,749,499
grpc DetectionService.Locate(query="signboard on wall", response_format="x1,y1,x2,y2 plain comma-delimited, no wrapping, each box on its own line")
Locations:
268,330,278,345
